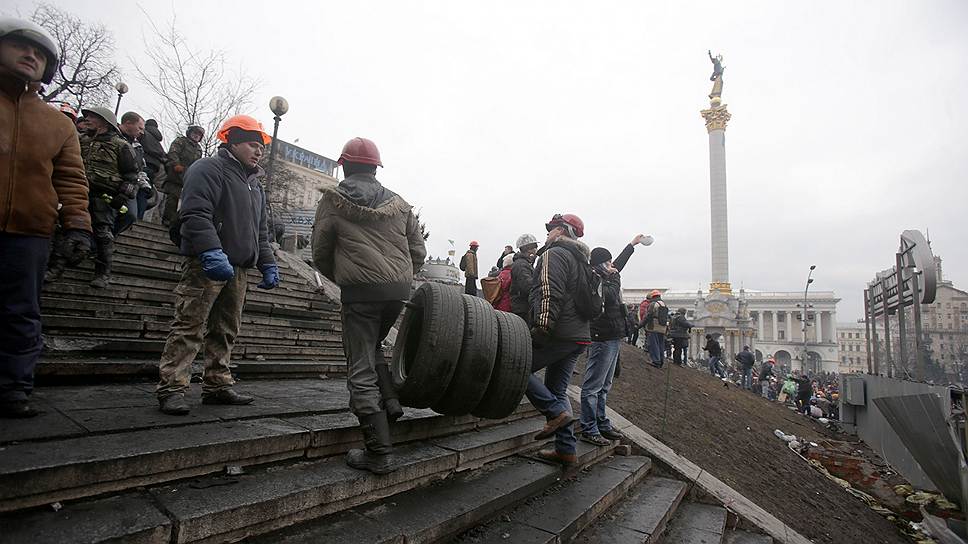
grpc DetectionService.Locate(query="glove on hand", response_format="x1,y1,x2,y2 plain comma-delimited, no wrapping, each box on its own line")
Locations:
56,229,93,265
530,326,551,348
199,249,234,281
118,181,138,199
257,264,279,289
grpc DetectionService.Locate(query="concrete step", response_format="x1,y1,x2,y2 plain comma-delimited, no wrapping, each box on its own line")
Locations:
574,476,689,543
143,419,545,542
463,455,653,543
722,530,773,544
249,455,562,543
42,336,344,361
660,503,727,544
0,380,541,513
36,358,347,381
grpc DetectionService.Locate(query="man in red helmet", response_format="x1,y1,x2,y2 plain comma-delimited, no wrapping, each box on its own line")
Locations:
155,114,278,415
312,137,426,474
525,213,593,465
460,241,479,295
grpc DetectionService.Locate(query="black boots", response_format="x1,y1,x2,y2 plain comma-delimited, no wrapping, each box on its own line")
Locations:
345,411,396,474
375,363,403,423
90,236,113,289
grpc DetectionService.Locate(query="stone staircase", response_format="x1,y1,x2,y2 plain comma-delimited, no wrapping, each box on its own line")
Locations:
38,220,345,380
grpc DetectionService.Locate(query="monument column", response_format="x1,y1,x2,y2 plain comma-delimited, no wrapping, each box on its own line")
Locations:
772,311,778,341
816,311,824,343
701,61,732,295
757,312,764,339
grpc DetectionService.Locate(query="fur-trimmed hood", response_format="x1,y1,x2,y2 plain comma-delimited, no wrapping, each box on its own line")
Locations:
538,235,590,262
318,174,411,222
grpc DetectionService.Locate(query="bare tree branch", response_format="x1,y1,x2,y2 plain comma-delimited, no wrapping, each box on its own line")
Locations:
30,3,120,109
134,12,260,156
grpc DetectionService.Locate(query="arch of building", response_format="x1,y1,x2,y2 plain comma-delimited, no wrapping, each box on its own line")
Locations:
775,350,792,367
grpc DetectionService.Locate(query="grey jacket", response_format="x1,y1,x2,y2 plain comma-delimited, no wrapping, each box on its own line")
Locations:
178,147,274,270
312,173,427,303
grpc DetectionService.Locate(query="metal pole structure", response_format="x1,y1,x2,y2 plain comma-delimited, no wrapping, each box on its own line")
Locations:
263,96,288,244
113,82,128,116
265,115,282,197
895,254,908,376
863,288,874,374
802,265,815,372
880,275,893,378
870,288,881,375
910,269,926,381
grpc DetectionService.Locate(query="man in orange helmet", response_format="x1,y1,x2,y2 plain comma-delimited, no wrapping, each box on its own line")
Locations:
460,240,479,295
313,137,426,474
155,115,278,415
643,289,669,367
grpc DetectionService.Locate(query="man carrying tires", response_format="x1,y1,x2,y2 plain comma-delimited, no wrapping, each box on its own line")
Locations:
579,235,647,447
509,233,539,323
527,213,592,465
312,137,427,475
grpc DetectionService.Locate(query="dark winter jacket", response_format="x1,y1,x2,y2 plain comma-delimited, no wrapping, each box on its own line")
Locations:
178,147,275,270
529,236,591,343
735,349,755,369
509,251,534,317
667,314,694,340
311,172,426,303
590,244,635,342
140,124,167,178
704,338,722,357
796,376,813,397
0,76,90,236
759,362,775,381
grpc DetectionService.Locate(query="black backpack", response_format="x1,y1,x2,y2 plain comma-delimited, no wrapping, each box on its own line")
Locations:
573,259,604,321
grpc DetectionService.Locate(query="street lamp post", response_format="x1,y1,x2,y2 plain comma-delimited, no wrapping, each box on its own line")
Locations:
264,96,289,243
798,265,816,372
113,82,129,115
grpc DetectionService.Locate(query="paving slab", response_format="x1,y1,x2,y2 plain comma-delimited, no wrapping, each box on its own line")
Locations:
723,530,774,544
152,442,459,543
0,492,171,544
0,402,86,444
32,384,158,410
574,476,688,543
663,503,727,544
431,416,544,470
0,418,309,511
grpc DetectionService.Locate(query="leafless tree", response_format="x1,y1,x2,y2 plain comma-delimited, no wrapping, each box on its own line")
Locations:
135,14,259,156
29,3,120,108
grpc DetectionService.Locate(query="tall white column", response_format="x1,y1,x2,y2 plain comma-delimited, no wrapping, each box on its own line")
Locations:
701,100,731,293
829,312,837,346
772,311,778,341
757,312,764,339
816,311,824,343
787,311,794,340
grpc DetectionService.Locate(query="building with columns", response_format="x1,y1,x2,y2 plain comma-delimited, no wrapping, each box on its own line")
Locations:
837,322,869,374
623,288,841,373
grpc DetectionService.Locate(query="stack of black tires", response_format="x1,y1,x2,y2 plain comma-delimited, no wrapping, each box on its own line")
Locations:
391,282,532,419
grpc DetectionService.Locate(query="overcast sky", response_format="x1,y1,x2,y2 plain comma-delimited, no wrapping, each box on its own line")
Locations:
10,1,967,322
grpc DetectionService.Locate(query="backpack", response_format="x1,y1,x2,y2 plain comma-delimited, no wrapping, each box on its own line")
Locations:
480,276,501,304
573,260,604,321
459,253,467,271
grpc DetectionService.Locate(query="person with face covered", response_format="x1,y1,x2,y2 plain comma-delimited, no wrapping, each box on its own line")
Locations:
509,233,539,323
0,17,92,417
578,234,647,446
155,115,278,415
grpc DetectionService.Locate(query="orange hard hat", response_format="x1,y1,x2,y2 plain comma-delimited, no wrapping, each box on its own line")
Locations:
649,289,662,298
57,102,77,120
469,240,479,247
216,115,271,145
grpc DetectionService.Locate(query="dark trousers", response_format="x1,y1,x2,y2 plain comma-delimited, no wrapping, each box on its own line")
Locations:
527,340,585,455
672,338,688,365
627,329,638,345
0,233,50,402
464,277,477,296
341,300,405,416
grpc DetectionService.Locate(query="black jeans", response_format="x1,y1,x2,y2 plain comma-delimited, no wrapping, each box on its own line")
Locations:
0,233,50,402
464,277,477,296
672,338,688,365
341,300,405,416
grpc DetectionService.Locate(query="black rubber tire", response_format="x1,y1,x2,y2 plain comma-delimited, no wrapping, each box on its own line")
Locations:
432,295,499,415
471,311,533,419
391,282,465,408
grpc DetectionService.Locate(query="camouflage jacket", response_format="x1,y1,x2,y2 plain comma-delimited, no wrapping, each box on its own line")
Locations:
166,135,203,187
79,132,140,196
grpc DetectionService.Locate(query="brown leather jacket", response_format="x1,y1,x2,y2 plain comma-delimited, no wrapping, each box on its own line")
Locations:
0,76,91,236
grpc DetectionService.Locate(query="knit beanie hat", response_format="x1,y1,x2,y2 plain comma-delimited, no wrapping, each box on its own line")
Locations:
226,127,265,145
590,247,612,266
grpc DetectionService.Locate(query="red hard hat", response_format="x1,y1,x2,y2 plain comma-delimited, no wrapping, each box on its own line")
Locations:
469,240,479,247
545,213,585,238
57,102,77,120
649,289,662,298
338,137,383,167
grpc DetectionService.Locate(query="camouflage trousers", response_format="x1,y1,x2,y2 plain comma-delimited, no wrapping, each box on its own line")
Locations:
156,257,247,398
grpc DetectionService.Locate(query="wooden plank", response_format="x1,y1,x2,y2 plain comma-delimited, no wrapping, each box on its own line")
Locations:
565,385,812,544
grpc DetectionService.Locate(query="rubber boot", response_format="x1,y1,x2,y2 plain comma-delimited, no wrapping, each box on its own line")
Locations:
44,255,67,284
345,411,396,474
375,362,403,423
90,237,113,289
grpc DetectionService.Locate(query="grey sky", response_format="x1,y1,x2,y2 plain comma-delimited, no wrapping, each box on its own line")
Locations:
11,1,967,322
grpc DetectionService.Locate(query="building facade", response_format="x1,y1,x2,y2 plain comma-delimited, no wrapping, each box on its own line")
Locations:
837,322,868,374
623,288,841,373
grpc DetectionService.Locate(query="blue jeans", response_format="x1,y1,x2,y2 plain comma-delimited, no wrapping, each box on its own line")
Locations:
580,339,620,435
0,233,49,402
647,332,665,366
526,341,585,455
709,356,725,378
741,366,753,389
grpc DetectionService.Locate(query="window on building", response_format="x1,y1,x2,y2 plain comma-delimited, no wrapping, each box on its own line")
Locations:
779,330,785,340
842,357,847,363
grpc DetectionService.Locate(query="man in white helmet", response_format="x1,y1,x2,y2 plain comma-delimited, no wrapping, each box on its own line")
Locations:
0,17,91,417
509,233,539,323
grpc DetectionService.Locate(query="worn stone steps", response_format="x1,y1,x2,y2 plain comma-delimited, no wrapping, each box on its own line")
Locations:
0,378,541,514
458,454,652,544
0,412,550,544
36,358,348,381
722,530,774,544
41,336,345,361
574,476,689,543
660,503,727,544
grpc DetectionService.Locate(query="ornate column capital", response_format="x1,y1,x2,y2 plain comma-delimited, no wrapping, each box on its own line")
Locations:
701,104,731,132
